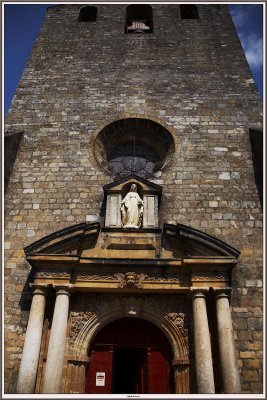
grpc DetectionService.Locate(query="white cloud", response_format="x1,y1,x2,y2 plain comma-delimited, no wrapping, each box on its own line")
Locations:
230,5,258,28
230,8,248,28
239,33,263,70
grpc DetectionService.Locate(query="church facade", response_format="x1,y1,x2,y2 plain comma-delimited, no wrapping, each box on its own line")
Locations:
4,4,263,395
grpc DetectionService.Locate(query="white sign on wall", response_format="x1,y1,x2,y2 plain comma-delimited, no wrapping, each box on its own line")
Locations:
96,372,105,386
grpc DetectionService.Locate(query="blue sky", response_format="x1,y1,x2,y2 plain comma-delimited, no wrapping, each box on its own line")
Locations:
4,3,264,116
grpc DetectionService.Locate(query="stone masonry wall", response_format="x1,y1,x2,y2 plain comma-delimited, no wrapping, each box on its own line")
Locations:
4,5,262,393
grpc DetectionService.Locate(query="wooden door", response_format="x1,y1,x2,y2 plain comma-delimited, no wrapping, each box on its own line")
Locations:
85,345,113,394
85,318,174,394
147,347,173,393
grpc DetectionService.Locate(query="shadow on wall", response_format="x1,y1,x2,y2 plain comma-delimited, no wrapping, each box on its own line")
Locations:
249,128,263,209
4,131,24,193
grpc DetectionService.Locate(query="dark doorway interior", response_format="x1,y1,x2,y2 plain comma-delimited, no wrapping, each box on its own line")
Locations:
113,348,147,394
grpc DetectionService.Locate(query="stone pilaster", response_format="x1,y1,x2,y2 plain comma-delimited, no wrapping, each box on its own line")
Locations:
172,359,190,394
16,284,47,393
42,285,73,393
191,288,215,394
214,288,241,393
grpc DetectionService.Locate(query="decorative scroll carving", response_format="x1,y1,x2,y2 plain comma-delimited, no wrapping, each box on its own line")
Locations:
35,271,70,278
70,311,95,346
192,272,229,281
166,312,185,328
73,271,189,284
73,273,117,281
122,296,143,317
116,272,147,288
166,312,188,341
145,273,189,283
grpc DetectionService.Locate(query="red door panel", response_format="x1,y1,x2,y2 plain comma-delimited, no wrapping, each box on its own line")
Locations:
148,348,172,393
85,346,113,394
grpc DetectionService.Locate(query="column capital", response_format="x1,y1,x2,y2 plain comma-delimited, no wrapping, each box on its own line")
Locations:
189,287,209,299
29,283,48,296
212,287,232,299
52,284,74,297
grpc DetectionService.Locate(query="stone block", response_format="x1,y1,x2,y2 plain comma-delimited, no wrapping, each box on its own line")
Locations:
243,359,261,369
233,317,248,330
245,341,262,351
238,330,252,341
243,370,259,382
247,318,263,331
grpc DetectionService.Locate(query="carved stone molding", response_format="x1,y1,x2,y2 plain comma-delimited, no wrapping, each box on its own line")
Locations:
165,312,188,341
71,293,190,364
189,287,210,299
72,271,189,285
53,284,74,296
116,272,147,288
70,311,95,346
145,273,189,283
192,272,229,281
212,287,232,299
29,283,49,296
166,312,185,328
73,273,117,281
35,271,70,278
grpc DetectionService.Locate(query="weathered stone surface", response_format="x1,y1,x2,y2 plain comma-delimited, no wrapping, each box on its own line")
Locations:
16,287,47,393
214,290,240,393
191,289,215,393
42,287,71,393
4,4,262,394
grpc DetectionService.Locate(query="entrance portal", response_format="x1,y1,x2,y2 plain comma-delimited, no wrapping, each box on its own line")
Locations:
85,318,174,394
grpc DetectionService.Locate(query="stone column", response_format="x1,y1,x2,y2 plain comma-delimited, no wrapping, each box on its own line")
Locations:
214,288,241,393
191,288,215,394
16,284,47,393
42,285,73,393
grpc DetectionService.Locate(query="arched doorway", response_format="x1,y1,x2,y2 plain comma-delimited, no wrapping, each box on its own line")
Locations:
85,318,174,394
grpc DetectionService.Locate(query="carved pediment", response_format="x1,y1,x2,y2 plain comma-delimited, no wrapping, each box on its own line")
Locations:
103,174,162,195
24,222,239,274
24,222,100,256
24,222,240,259
162,223,240,258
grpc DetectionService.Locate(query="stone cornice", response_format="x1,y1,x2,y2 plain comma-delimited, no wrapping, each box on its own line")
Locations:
27,255,237,268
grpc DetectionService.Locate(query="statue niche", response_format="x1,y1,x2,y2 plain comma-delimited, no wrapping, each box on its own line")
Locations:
121,184,144,228
103,175,162,229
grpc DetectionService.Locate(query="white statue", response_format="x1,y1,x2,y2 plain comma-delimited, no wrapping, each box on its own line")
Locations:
121,184,144,228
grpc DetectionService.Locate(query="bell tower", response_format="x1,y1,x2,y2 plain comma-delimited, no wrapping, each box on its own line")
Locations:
4,4,262,394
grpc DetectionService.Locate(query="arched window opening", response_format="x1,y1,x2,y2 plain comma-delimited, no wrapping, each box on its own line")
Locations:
180,5,199,19
78,6,98,22
125,5,153,33
93,118,175,179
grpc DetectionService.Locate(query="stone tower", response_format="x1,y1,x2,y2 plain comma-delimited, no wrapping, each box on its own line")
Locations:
4,4,262,395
